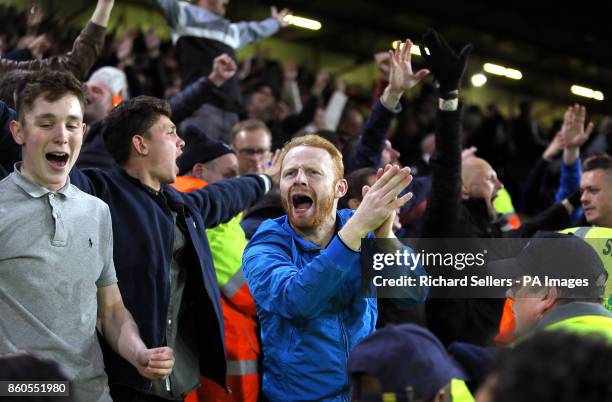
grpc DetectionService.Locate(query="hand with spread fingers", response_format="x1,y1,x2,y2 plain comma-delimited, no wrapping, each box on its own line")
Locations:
419,29,472,96
381,39,430,109
361,165,413,238
388,39,430,93
339,164,413,247
560,104,594,164
264,149,282,185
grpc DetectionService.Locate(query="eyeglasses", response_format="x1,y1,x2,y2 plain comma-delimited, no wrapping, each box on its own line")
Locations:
236,148,270,157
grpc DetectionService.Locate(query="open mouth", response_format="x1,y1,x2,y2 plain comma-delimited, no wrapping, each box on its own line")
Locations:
292,194,313,213
46,152,69,169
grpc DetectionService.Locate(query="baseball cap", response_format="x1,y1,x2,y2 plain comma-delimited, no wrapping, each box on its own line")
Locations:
487,231,607,297
177,126,235,176
349,324,467,401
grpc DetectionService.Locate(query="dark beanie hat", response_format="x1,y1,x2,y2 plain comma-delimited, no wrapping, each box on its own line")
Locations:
177,125,235,176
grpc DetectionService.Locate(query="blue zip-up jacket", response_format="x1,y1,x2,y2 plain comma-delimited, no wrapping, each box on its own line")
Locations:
243,209,373,401
243,209,427,401
555,158,582,223
69,168,268,392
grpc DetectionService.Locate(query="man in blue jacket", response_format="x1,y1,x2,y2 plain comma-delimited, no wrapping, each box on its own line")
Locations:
242,38,429,402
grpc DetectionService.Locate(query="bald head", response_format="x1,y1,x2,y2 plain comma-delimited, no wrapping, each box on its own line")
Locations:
461,157,503,216
462,157,491,184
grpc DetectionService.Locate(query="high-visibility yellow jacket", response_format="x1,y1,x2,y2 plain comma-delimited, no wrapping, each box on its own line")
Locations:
497,226,612,345
515,301,612,345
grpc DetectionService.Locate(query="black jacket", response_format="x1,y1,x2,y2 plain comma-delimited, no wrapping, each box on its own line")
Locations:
422,109,570,346
69,168,268,392
0,101,19,178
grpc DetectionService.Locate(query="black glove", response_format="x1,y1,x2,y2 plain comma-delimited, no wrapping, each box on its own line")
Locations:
419,29,472,97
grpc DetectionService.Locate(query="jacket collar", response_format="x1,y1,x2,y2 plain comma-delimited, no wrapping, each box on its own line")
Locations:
280,209,352,251
119,169,188,211
463,198,491,220
535,302,612,331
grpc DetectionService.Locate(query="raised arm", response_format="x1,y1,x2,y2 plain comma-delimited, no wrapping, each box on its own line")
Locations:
154,0,182,27
521,133,562,215
347,39,429,172
419,30,472,237
90,0,114,27
279,72,329,142
186,174,271,229
0,0,114,80
170,54,237,124
233,6,290,49
556,104,593,201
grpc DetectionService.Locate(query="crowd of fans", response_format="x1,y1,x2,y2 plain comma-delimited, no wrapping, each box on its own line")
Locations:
0,1,611,402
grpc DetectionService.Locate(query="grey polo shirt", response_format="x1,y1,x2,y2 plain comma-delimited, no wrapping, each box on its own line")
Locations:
0,165,117,402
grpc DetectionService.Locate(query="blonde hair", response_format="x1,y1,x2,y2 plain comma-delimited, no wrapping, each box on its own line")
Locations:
279,134,344,180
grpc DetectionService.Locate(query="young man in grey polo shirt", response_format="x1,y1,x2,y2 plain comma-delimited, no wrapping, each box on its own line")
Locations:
0,70,175,402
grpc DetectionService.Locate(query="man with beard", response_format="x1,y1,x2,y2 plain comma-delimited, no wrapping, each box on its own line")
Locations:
242,40,428,401
242,135,424,400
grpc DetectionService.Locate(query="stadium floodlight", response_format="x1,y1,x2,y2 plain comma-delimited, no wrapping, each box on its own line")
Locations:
483,63,522,80
391,40,424,56
471,73,487,87
284,15,322,30
571,85,604,101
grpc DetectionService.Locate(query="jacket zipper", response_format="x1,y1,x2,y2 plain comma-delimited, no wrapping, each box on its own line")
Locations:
162,204,175,395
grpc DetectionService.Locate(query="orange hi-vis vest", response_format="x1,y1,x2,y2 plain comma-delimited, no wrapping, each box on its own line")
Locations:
173,176,260,402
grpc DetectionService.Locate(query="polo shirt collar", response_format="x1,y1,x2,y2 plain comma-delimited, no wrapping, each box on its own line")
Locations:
11,162,76,199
